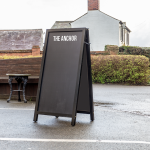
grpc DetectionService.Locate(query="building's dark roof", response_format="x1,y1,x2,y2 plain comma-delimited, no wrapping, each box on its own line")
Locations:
51,21,73,29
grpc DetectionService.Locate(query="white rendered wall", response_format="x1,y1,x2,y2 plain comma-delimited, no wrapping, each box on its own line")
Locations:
71,10,120,51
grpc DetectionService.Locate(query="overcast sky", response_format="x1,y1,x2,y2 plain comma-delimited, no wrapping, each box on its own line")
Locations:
0,0,150,47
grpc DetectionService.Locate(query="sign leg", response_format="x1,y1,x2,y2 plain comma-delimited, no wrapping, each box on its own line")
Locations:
71,116,76,126
33,113,38,122
90,112,94,121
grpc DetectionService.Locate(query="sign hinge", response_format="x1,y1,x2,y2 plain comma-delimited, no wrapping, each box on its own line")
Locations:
84,42,91,45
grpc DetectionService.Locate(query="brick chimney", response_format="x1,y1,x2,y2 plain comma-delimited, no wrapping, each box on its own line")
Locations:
88,0,100,11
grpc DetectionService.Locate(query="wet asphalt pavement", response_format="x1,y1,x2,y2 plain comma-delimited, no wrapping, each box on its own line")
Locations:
94,84,150,117
0,84,150,150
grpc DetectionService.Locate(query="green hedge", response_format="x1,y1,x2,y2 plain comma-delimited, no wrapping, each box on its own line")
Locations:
91,55,149,84
119,46,150,60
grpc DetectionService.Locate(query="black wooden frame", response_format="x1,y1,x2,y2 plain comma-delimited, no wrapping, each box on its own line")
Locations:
33,28,94,126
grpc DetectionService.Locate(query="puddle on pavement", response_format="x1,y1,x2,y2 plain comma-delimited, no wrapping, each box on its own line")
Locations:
94,102,115,107
130,110,150,117
94,102,150,117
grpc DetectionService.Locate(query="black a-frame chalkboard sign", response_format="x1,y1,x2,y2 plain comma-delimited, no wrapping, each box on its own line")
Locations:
34,28,94,126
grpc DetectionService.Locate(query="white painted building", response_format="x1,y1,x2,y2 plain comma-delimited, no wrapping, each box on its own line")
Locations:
51,0,131,51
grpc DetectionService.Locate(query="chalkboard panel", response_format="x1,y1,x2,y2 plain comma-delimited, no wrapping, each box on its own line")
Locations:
34,28,94,126
39,31,83,115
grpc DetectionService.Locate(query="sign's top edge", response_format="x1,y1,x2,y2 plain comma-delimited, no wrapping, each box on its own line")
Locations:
46,28,88,32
